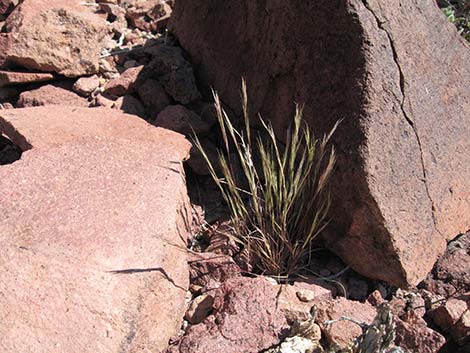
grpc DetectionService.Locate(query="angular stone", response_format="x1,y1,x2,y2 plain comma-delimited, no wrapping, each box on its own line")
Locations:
147,46,201,104
277,280,335,324
189,252,241,287
137,78,171,116
4,0,110,77
430,297,468,331
112,95,147,119
185,293,215,325
154,105,211,136
0,106,191,352
168,277,288,353
316,297,376,348
123,0,172,32
17,84,89,108
0,70,54,87
395,311,446,353
72,75,101,97
104,65,145,97
170,0,470,287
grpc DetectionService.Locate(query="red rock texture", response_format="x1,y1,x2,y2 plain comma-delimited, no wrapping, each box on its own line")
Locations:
154,105,211,136
395,311,446,353
316,297,377,347
105,65,145,97
73,75,101,97
0,106,192,352
147,45,201,104
17,84,89,108
167,277,289,353
0,70,54,87
421,232,470,297
170,0,470,288
3,0,110,77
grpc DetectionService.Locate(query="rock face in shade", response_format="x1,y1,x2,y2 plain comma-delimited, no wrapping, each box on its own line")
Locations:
2,0,110,77
170,0,470,287
0,107,192,352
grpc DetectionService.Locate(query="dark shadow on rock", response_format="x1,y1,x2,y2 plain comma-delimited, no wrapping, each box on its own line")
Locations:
0,133,22,164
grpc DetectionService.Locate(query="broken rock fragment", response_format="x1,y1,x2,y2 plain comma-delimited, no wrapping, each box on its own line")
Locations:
3,0,111,77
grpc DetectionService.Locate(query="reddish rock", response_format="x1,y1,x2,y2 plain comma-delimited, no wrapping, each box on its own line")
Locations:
185,293,215,325
105,65,145,97
276,280,335,323
17,84,89,108
421,232,470,297
171,0,470,288
72,75,101,97
124,0,172,32
154,105,211,136
112,95,147,119
189,252,241,287
169,277,288,353
4,0,110,77
452,309,470,344
316,297,376,348
430,296,468,331
395,311,446,353
147,46,201,104
94,93,115,108
137,78,172,116
0,106,191,352
0,70,54,87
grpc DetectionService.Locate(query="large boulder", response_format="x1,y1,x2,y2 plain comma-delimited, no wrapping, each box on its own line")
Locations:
2,0,110,77
0,107,192,352
170,0,470,287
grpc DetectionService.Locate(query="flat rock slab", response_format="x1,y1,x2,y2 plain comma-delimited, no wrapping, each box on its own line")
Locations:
0,70,54,87
0,107,192,352
2,0,110,77
171,0,470,287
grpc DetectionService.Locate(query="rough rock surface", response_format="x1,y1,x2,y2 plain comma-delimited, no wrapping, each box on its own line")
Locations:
395,311,446,353
73,75,101,97
171,0,470,287
421,232,470,297
104,65,145,97
167,277,289,353
3,0,110,76
17,84,89,108
0,106,192,352
155,105,211,136
0,70,54,87
316,297,377,347
147,45,201,104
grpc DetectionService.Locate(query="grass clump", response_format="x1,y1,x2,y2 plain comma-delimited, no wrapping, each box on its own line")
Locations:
194,80,338,278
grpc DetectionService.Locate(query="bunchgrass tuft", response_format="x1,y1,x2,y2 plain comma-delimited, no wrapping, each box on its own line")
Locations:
194,80,338,278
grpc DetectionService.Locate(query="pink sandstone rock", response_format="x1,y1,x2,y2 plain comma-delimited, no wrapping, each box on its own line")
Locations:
3,0,110,77
104,65,146,97
17,84,89,108
0,106,192,352
316,297,377,348
0,70,54,87
168,277,289,353
395,311,446,353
